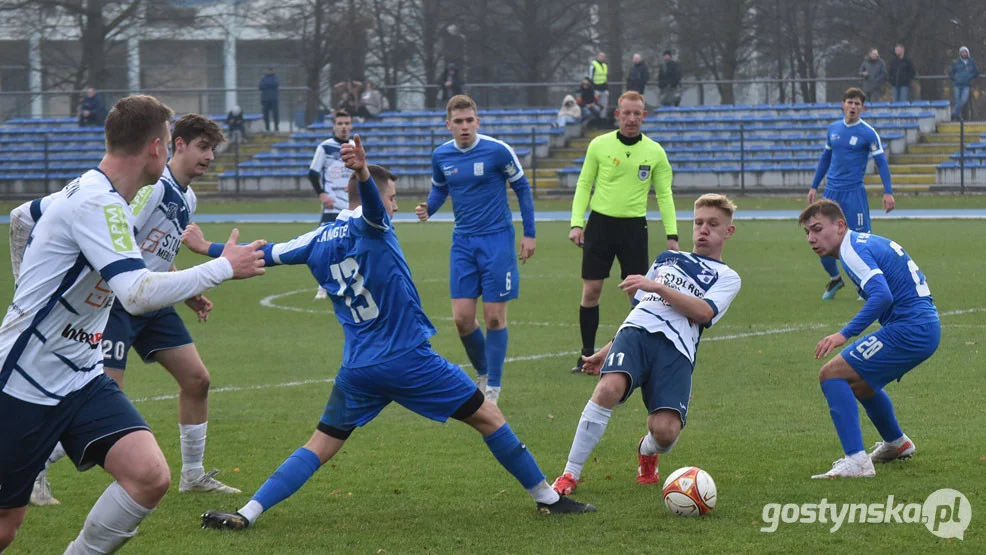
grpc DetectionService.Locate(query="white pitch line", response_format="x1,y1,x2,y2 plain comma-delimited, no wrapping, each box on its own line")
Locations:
131,378,335,404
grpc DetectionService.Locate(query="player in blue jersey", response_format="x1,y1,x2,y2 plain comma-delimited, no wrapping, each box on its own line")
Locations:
800,200,939,479
808,87,895,300
195,136,594,531
414,95,536,404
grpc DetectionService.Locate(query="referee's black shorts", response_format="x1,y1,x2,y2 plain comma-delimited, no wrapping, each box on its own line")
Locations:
581,211,649,280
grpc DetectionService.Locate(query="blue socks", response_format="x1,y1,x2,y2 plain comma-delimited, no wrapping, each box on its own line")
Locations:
251,447,322,512
486,328,508,388
460,328,488,376
859,389,904,443
821,256,840,279
821,379,865,455
483,423,544,490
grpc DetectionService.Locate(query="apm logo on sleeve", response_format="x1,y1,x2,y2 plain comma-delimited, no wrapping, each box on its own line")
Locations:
104,205,135,252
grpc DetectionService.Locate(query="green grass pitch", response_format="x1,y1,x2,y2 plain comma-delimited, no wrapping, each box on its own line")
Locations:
3,214,984,553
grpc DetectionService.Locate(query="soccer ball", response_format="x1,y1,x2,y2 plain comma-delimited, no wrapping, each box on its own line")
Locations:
661,466,717,516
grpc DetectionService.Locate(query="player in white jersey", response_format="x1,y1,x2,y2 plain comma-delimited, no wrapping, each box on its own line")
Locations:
0,95,266,553
551,194,742,496
9,115,242,504
308,110,354,300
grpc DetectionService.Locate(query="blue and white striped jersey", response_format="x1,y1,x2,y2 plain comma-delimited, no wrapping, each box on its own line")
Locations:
623,251,741,364
838,231,938,336
430,134,527,236
130,166,197,272
822,119,884,191
309,138,353,215
260,207,436,368
0,170,145,405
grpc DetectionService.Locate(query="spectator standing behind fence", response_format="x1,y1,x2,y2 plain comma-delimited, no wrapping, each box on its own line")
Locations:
658,50,681,107
439,63,465,102
556,94,582,127
259,67,280,133
226,105,245,144
77,87,107,126
949,46,979,121
588,52,609,112
888,44,916,103
626,53,649,95
859,49,886,101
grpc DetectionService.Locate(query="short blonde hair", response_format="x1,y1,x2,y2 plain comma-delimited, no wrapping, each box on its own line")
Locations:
694,194,737,219
445,95,478,119
617,91,646,107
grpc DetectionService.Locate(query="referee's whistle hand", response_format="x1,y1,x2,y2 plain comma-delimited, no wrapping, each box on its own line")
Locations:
414,202,430,221
568,227,584,247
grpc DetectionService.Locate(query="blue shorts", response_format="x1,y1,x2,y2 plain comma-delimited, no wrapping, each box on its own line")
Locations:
0,373,150,508
449,228,519,302
102,300,193,369
841,320,941,391
823,187,871,232
319,343,480,434
601,326,695,426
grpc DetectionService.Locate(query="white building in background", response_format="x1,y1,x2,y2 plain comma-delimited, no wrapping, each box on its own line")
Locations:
0,0,318,118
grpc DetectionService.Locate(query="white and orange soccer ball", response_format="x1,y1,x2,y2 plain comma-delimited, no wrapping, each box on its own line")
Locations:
661,466,717,517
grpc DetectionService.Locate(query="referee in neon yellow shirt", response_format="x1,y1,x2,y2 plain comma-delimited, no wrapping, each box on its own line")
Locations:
569,91,678,373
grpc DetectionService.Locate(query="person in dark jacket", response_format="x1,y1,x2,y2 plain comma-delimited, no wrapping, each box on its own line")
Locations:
949,46,979,120
626,53,649,95
859,48,887,101
888,44,916,102
576,78,601,123
439,63,465,102
77,88,107,126
658,50,682,107
259,67,280,132
226,105,246,144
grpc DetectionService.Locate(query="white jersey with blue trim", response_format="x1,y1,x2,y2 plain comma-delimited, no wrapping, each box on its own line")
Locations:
130,166,196,272
0,169,145,405
309,137,353,214
823,119,883,191
838,231,938,326
622,251,741,364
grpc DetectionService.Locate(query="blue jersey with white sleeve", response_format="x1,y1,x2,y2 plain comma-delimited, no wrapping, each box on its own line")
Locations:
428,134,535,237
814,119,888,192
838,231,938,339
259,185,436,368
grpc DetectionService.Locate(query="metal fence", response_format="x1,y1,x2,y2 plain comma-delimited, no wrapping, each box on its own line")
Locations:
0,86,326,130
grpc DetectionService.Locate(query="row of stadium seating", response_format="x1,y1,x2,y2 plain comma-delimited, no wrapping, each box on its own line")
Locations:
0,100,955,192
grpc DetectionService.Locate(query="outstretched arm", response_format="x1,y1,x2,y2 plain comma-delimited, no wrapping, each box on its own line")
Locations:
341,134,387,228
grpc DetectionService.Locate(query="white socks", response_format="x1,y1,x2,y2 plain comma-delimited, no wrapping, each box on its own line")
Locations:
65,481,153,554
563,401,613,479
238,500,264,525
527,481,560,505
38,442,67,479
179,422,207,474
640,433,678,455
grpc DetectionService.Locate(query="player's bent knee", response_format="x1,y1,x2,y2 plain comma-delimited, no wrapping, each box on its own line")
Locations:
451,389,486,422
591,374,628,408
179,368,211,399
0,510,25,551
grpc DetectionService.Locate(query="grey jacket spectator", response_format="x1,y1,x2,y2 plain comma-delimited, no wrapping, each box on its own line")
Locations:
859,49,887,98
259,69,279,103
950,47,979,87
626,54,649,94
78,88,107,126
439,64,465,101
357,81,385,119
888,51,916,87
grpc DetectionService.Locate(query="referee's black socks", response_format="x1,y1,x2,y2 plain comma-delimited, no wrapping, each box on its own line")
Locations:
579,305,600,355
